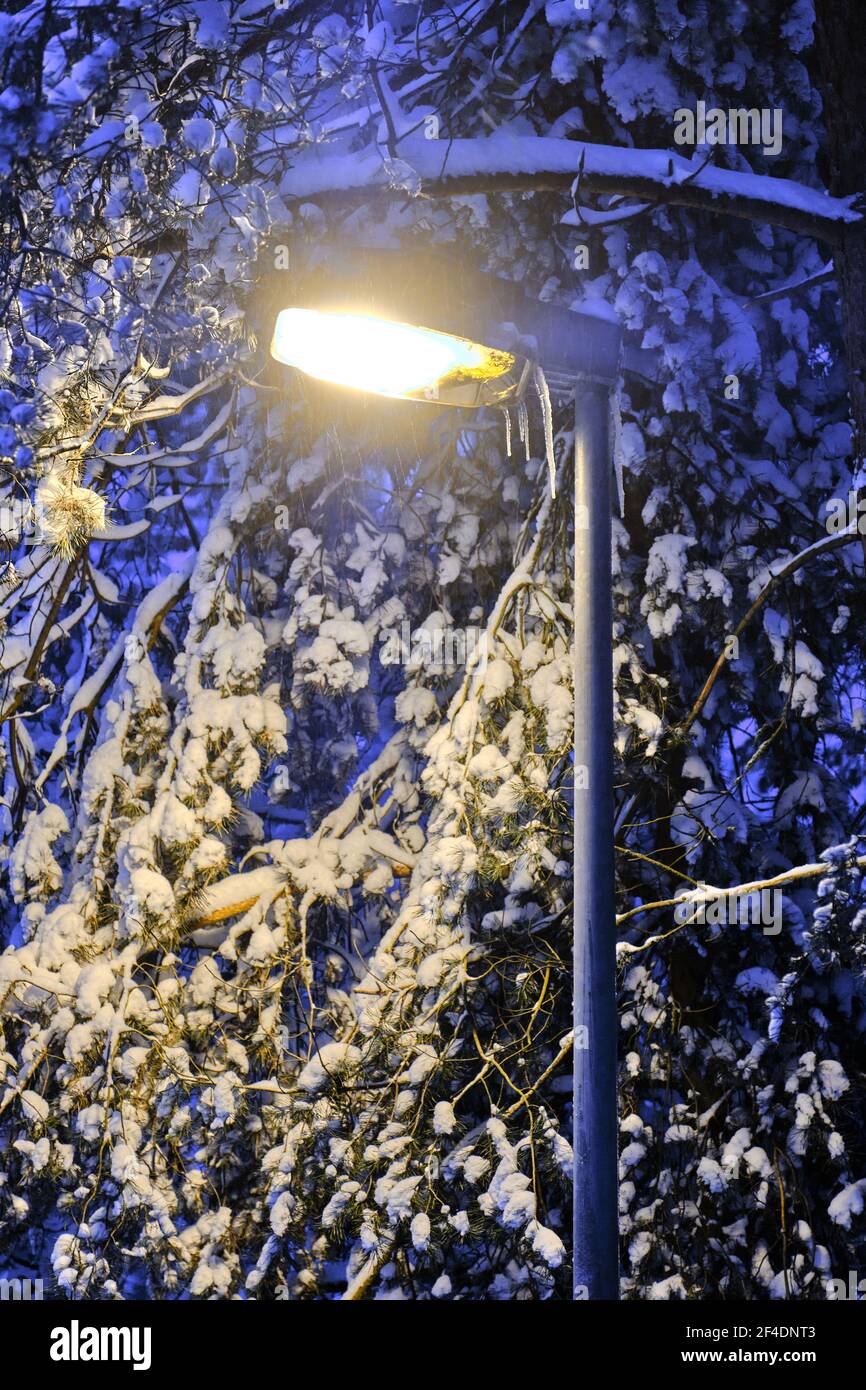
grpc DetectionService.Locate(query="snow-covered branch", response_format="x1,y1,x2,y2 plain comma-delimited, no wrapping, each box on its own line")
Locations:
678,523,862,737
616,854,866,939
281,135,863,245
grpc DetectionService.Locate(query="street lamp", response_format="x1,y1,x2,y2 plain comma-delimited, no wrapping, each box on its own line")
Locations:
267,246,623,1301
271,308,531,407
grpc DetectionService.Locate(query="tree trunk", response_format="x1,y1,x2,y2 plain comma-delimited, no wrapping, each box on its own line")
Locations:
813,0,866,560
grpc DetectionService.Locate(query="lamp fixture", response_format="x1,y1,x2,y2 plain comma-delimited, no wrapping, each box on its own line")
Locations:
271,306,531,408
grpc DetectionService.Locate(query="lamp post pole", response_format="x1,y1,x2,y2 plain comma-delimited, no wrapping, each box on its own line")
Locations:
572,382,619,1301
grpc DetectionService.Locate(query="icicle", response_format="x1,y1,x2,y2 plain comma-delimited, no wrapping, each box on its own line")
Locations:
610,390,625,518
504,406,512,458
533,363,557,499
517,398,529,464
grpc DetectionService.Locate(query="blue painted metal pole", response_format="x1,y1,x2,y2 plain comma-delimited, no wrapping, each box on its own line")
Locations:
572,384,619,1301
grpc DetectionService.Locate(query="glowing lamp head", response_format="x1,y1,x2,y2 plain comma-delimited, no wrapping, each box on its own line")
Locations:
270,307,528,407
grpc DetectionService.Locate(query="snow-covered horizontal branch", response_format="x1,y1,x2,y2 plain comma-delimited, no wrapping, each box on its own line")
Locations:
280,136,863,245
616,853,866,948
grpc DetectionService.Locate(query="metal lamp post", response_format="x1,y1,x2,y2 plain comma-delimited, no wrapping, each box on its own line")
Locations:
266,247,623,1300
572,380,618,1301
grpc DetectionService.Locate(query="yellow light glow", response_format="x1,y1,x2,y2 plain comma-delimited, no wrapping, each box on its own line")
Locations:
271,307,513,402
